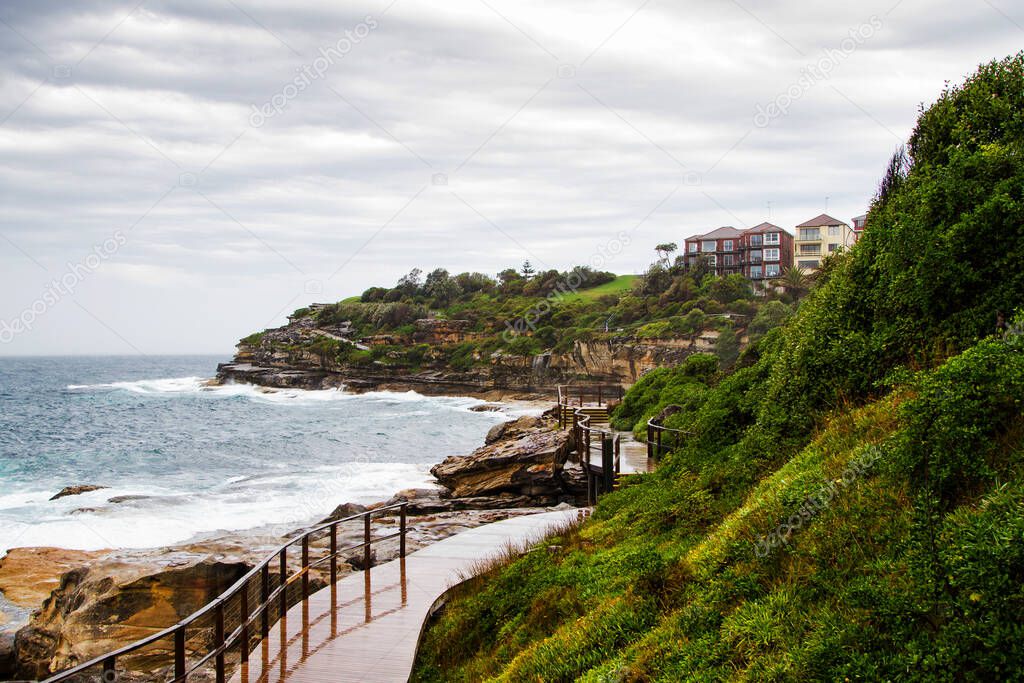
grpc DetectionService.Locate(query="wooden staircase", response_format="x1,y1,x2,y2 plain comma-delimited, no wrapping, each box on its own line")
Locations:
560,405,610,428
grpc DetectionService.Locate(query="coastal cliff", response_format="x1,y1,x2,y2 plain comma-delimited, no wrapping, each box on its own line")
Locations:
215,310,733,396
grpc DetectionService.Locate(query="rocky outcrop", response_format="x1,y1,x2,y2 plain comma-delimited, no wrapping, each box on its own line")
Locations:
13,554,254,680
217,337,701,397
430,416,585,504
49,485,108,501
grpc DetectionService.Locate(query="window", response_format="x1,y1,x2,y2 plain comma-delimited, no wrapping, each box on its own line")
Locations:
798,259,820,270
764,232,780,245
765,264,781,277
722,240,734,252
828,225,840,236
764,248,780,261
688,242,698,253
799,244,821,255
707,255,717,266
701,240,716,253
749,265,762,279
749,250,762,263
750,234,763,246
799,228,821,241
723,254,734,266
828,243,839,252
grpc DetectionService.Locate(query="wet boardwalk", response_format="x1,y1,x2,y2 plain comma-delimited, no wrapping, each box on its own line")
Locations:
231,509,582,683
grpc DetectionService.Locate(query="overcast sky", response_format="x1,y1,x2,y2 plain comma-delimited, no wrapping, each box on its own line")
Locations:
0,0,1020,357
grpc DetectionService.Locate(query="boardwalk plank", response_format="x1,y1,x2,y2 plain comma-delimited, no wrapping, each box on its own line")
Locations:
231,509,582,683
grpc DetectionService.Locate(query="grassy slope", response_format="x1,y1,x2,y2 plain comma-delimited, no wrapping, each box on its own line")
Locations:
560,275,639,302
414,343,1024,681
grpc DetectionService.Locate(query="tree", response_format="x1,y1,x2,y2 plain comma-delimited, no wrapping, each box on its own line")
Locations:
777,266,810,301
655,242,678,264
521,260,536,279
497,268,520,285
397,268,423,297
714,326,740,367
425,268,462,307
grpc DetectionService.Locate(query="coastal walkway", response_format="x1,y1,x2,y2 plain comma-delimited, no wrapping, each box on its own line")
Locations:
229,509,582,683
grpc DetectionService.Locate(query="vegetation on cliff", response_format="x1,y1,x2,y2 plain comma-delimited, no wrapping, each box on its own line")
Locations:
412,53,1024,681
232,253,807,384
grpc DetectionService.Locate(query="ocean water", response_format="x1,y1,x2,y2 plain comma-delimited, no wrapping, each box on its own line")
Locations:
0,355,524,555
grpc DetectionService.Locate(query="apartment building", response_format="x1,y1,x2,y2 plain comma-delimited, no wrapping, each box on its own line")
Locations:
851,213,867,243
794,214,856,272
683,226,743,276
683,223,793,280
740,222,793,280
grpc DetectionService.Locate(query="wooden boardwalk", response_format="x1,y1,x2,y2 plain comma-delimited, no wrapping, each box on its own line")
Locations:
230,509,583,683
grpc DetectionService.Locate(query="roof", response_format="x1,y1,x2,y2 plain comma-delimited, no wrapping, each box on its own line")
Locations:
689,226,742,241
852,213,868,229
796,213,847,228
746,222,792,236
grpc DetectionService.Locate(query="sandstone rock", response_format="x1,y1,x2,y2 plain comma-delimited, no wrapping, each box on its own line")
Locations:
0,630,15,680
107,495,151,504
0,548,106,609
13,554,257,680
651,404,683,424
432,418,573,501
49,485,108,501
485,415,543,444
469,403,504,412
321,502,368,523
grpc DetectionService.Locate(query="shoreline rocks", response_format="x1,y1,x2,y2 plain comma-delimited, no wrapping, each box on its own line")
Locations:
431,415,586,505
49,486,108,501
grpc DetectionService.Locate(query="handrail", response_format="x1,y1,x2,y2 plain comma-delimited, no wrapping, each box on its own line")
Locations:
556,384,624,408
646,417,692,459
571,407,619,504
41,502,409,683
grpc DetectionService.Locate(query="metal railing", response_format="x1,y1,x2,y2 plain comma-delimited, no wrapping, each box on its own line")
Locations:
573,409,620,504
41,503,409,683
646,419,690,460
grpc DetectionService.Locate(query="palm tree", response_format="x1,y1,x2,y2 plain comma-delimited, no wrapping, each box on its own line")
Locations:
777,266,809,300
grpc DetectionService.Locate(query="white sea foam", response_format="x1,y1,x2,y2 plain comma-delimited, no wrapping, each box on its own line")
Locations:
5,372,538,557
0,462,438,554
65,378,493,410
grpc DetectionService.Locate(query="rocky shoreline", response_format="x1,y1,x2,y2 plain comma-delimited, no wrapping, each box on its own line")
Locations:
0,409,585,681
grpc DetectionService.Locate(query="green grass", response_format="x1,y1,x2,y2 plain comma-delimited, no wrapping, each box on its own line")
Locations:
561,274,638,302
339,295,362,304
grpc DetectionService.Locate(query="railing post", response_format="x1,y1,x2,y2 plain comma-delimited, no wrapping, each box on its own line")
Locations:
400,505,407,558
260,564,270,638
597,385,603,405
102,656,115,683
174,625,186,681
363,513,372,572
301,536,310,601
656,428,663,459
647,424,654,459
279,549,288,618
240,581,250,664
214,602,225,683
330,523,338,585
601,435,615,495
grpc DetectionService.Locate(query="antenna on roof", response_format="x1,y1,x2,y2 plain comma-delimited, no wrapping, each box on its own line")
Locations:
825,196,830,211
766,200,772,218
